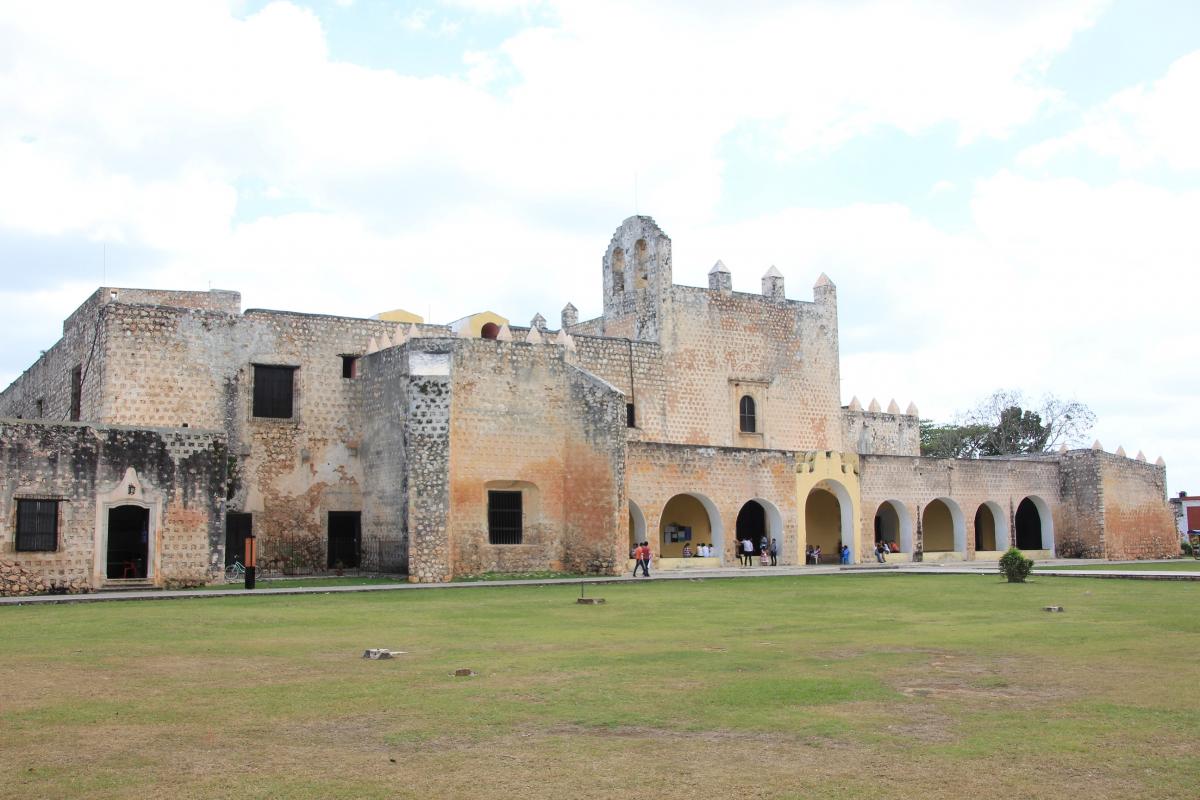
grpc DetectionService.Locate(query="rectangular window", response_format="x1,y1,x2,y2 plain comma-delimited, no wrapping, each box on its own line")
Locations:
36,398,44,418
252,365,296,418
626,403,636,428
487,491,523,545
16,499,59,551
341,355,358,379
69,366,82,421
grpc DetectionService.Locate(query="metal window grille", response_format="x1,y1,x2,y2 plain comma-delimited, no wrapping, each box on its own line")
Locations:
253,365,296,418
488,491,523,545
16,499,58,551
739,395,757,433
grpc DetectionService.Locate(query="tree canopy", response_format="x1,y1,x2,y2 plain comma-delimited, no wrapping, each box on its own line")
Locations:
920,390,1095,459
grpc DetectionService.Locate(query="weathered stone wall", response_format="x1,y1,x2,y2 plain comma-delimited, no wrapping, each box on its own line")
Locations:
571,336,667,441
359,345,411,575
0,420,225,593
1056,450,1176,560
655,284,843,452
842,408,920,456
858,454,1061,560
444,338,625,579
626,441,798,565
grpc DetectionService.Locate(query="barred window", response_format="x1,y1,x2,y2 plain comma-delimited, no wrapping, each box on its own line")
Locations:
487,491,523,545
253,365,296,418
739,395,757,433
16,499,59,552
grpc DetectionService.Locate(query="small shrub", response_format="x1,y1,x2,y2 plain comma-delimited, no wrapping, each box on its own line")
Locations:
1183,540,1194,557
999,547,1034,583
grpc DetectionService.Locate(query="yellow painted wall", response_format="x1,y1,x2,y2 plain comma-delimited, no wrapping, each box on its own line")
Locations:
795,451,861,564
924,500,954,551
658,494,712,557
450,311,510,338
373,308,424,324
805,488,841,561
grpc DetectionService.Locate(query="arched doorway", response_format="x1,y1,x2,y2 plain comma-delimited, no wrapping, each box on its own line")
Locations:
975,504,997,550
628,500,646,553
874,500,913,554
658,493,721,558
922,498,964,554
481,322,500,339
805,481,853,564
106,505,149,579
1015,496,1053,551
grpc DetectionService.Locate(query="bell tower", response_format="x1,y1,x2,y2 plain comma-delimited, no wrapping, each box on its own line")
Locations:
601,215,673,341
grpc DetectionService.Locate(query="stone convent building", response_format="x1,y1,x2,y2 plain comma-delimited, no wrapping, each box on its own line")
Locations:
0,216,1178,592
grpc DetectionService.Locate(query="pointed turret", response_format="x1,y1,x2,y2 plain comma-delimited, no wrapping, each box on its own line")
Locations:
530,313,547,333
561,303,578,329
813,272,836,305
525,327,544,344
1156,456,1166,467
886,399,900,414
761,265,785,301
905,401,919,417
407,323,420,340
848,396,862,412
708,260,732,292
1058,444,1068,454
1135,450,1146,462
868,398,881,413
495,324,513,342
1092,440,1103,451
1115,445,1127,458
367,335,379,355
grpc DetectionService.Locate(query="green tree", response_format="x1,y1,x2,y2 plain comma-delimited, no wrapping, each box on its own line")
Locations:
920,390,1094,458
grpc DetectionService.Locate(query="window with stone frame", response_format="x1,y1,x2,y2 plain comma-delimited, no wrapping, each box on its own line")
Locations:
487,490,523,545
16,498,59,552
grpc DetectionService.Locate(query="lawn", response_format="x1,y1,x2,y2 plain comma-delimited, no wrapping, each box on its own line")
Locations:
1,574,1197,799
194,576,405,590
1039,560,1200,572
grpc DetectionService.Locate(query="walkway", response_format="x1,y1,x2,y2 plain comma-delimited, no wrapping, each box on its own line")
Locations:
2,559,1196,606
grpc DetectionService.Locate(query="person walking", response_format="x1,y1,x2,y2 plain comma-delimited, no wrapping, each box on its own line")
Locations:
633,541,647,576
742,536,755,566
641,541,652,577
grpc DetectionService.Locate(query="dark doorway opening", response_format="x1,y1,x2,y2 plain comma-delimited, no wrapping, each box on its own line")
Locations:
481,322,500,340
226,512,252,567
328,512,361,569
736,501,767,549
1015,498,1043,550
107,505,149,579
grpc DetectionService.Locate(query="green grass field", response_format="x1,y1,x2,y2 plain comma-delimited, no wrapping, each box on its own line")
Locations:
2,574,1197,799
1040,561,1200,572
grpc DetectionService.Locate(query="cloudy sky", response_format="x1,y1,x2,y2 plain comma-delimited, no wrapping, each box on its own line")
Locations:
1,0,1196,492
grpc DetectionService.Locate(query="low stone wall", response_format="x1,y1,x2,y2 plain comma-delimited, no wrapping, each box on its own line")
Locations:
1,559,90,597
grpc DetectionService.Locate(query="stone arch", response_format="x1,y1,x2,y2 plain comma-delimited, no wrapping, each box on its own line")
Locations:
634,238,649,288
480,322,500,340
628,499,646,550
974,501,1009,552
611,247,626,293
658,493,723,558
734,498,783,560
1015,495,1054,551
922,497,965,553
874,500,913,553
806,479,855,564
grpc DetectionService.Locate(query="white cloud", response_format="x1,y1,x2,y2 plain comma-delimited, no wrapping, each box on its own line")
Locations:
1019,50,1200,171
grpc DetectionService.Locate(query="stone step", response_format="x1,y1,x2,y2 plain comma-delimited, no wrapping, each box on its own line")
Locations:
99,580,160,592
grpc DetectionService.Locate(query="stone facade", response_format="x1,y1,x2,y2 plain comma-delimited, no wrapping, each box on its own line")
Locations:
0,215,1178,591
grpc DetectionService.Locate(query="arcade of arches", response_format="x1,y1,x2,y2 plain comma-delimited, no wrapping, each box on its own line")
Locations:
658,494,713,557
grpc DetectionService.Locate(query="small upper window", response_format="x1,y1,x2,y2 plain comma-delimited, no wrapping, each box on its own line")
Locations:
626,403,636,428
341,355,359,379
488,490,523,545
253,365,297,419
739,395,757,433
16,499,59,552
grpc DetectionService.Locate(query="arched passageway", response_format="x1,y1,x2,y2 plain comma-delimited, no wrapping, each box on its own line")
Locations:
659,493,720,557
1015,496,1053,550
922,498,964,553
805,488,842,563
874,500,913,553
975,504,998,551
